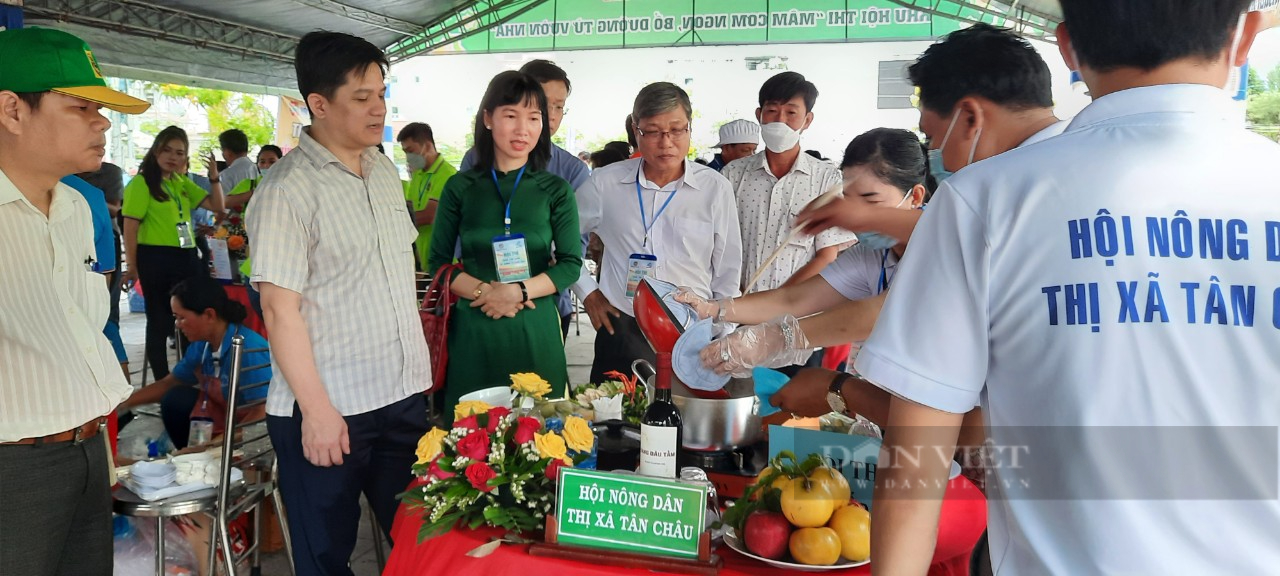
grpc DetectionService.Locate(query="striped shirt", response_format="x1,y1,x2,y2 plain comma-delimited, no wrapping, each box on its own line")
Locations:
247,129,430,417
0,169,131,442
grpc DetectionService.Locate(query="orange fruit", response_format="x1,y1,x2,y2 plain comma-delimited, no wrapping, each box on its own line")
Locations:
788,527,842,566
827,504,871,562
779,477,835,528
809,466,851,510
227,235,246,250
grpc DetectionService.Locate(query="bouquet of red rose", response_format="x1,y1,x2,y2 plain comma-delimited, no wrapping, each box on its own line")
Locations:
401,402,593,541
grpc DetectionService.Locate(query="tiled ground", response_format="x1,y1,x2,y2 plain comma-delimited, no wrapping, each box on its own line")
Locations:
118,293,599,575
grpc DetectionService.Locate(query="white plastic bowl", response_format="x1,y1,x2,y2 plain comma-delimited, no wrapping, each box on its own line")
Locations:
458,386,515,409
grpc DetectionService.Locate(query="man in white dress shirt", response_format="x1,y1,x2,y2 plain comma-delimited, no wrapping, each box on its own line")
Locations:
0,27,149,576
217,128,257,193
573,82,743,382
860,2,1280,574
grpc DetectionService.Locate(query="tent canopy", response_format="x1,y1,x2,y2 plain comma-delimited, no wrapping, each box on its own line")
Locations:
19,0,545,95
18,0,1066,95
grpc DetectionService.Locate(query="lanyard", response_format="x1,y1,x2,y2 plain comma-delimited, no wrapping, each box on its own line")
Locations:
877,250,891,294
167,179,185,220
415,171,435,206
202,325,240,379
491,166,526,236
635,167,678,248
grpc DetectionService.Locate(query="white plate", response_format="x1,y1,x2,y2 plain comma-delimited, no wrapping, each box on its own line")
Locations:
672,318,731,391
723,528,869,572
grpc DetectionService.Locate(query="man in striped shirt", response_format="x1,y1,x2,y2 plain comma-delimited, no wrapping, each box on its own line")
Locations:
0,28,149,576
247,32,431,576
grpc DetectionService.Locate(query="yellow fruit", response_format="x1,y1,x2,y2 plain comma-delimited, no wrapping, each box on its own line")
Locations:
780,477,835,528
810,466,852,510
788,527,842,566
752,466,791,499
827,504,871,562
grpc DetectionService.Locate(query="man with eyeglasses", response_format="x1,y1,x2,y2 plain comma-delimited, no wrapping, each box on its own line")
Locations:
461,59,587,340
722,72,855,296
572,82,742,382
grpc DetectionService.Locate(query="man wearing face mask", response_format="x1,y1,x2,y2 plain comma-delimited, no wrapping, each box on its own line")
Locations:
865,2,1280,574
399,122,457,271
797,23,1066,248
722,72,856,295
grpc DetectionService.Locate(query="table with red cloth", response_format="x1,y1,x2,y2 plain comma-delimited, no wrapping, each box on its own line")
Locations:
384,475,987,576
223,284,266,337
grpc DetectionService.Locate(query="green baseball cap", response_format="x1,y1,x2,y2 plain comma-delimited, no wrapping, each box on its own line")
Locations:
0,27,149,114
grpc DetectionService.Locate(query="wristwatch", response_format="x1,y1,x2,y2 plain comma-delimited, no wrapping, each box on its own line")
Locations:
827,372,854,416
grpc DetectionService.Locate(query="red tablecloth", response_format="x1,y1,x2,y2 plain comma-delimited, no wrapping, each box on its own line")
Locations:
384,475,987,576
224,284,266,337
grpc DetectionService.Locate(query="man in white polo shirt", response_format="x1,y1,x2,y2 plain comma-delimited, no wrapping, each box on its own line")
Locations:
860,1,1280,574
0,27,149,576
248,32,430,576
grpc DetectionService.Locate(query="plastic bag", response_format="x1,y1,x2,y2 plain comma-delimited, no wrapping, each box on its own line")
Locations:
118,415,174,461
112,515,197,576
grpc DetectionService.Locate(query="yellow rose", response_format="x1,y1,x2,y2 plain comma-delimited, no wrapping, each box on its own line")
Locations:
562,416,595,453
454,400,492,421
534,431,571,465
510,373,552,398
415,428,448,465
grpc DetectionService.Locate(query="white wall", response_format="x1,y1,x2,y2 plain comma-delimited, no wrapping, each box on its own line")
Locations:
387,38,1090,162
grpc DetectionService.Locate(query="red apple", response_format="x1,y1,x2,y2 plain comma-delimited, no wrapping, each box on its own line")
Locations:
743,510,793,560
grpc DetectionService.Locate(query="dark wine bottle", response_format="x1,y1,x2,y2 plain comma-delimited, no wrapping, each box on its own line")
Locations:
639,357,682,478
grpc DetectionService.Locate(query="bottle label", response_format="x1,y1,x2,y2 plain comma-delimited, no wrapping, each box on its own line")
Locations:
638,423,679,478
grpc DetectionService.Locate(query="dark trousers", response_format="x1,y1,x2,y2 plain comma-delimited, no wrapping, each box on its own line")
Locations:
161,384,200,449
136,245,202,380
268,394,428,576
590,312,656,384
0,432,112,576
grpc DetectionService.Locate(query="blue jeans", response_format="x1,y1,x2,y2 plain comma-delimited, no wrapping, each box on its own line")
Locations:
268,394,427,576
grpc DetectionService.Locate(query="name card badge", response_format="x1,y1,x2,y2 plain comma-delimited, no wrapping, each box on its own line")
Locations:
176,222,195,249
625,254,658,298
493,233,532,283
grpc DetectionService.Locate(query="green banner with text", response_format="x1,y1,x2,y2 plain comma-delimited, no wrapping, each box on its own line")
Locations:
439,0,969,54
555,468,708,559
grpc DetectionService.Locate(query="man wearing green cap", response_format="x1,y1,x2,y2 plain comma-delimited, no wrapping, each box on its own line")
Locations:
0,27,149,575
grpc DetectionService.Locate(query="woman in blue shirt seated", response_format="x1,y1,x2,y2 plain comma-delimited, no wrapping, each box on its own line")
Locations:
122,276,271,449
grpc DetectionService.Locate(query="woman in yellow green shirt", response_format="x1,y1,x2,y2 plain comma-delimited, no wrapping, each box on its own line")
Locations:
122,126,225,381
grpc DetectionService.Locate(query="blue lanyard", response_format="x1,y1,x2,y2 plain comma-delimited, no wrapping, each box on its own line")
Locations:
202,325,240,379
877,250,891,294
491,166,526,235
635,168,678,248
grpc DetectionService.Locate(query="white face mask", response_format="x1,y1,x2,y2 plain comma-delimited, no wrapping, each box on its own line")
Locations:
760,122,801,154
406,152,427,172
935,110,982,173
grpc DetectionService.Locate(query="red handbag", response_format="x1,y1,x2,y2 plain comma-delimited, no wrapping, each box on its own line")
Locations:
421,263,463,391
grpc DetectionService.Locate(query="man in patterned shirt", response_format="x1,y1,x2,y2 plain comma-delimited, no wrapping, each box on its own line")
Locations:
248,31,430,576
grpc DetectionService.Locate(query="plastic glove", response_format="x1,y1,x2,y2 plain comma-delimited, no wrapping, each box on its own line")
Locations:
672,287,733,322
698,314,813,378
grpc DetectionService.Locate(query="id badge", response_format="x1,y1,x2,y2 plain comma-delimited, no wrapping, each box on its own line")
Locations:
625,253,659,298
492,234,532,283
176,222,195,249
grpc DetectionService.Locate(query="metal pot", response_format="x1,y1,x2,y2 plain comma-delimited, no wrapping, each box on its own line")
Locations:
633,360,763,452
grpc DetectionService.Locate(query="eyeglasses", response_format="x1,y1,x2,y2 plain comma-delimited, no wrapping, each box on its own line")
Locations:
636,125,691,142
550,104,569,116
